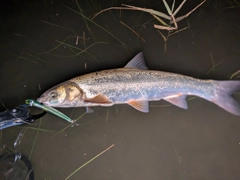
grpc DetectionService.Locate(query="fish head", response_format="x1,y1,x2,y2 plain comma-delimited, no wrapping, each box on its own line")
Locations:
37,82,83,107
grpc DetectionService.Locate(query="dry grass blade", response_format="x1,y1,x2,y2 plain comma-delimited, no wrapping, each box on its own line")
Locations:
92,7,134,19
51,112,86,139
14,33,36,46
122,4,170,20
157,30,167,42
230,70,240,79
233,0,240,6
157,26,188,52
120,21,146,42
162,0,173,16
157,30,167,52
171,0,176,13
45,41,108,61
92,4,170,21
171,14,178,30
23,127,56,132
28,54,47,63
173,0,187,16
207,51,223,74
17,55,38,63
172,0,206,23
60,2,129,50
37,35,72,55
106,108,109,123
41,20,70,31
65,144,115,180
93,1,205,32
151,13,168,26
169,26,188,36
154,14,178,30
29,119,42,160
207,60,223,74
75,0,93,36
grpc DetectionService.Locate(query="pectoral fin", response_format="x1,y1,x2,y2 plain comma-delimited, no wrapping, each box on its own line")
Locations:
163,94,188,109
128,100,149,113
84,94,112,104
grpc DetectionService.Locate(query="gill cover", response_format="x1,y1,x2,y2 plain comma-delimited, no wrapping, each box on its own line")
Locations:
38,82,83,107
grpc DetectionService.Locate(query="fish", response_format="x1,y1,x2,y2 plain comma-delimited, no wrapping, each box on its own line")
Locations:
37,52,240,116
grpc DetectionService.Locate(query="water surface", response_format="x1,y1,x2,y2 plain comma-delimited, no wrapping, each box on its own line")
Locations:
1,0,240,179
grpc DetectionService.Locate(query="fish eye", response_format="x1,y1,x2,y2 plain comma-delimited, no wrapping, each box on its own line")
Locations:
49,91,58,99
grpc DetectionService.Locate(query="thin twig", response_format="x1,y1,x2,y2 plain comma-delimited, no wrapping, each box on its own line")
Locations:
120,21,146,42
157,30,167,52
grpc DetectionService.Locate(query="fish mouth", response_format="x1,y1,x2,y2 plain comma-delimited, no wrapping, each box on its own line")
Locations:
37,96,58,107
37,96,49,105
37,97,44,103
37,100,49,106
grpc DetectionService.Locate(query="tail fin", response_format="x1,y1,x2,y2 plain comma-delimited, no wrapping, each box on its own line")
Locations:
212,81,240,116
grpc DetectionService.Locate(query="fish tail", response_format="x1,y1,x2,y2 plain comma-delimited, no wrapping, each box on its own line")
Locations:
212,80,240,116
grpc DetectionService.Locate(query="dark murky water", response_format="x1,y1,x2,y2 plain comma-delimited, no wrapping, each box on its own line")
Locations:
1,0,240,179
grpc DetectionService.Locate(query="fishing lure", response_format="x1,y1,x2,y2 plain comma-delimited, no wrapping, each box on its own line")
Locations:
25,99,75,124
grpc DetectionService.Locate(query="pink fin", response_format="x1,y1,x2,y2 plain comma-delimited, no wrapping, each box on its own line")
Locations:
84,94,112,104
128,100,149,113
163,94,188,109
211,80,240,116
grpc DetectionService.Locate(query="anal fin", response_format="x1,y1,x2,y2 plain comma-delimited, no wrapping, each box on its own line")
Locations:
128,100,149,113
163,94,188,109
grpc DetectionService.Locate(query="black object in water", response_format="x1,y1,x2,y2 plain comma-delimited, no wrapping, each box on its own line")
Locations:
0,129,34,180
0,153,34,180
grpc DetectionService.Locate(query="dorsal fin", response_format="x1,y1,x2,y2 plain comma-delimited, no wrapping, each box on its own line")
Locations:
124,52,149,70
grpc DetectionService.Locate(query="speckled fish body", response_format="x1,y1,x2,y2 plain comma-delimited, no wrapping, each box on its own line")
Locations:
69,69,213,107
38,52,240,115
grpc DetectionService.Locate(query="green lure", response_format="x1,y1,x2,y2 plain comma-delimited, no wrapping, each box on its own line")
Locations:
25,99,75,123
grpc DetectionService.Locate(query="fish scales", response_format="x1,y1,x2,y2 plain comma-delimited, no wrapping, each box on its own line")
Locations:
37,52,240,115
70,68,215,104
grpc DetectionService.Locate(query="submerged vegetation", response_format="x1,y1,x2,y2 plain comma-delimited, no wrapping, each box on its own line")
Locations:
92,0,206,52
